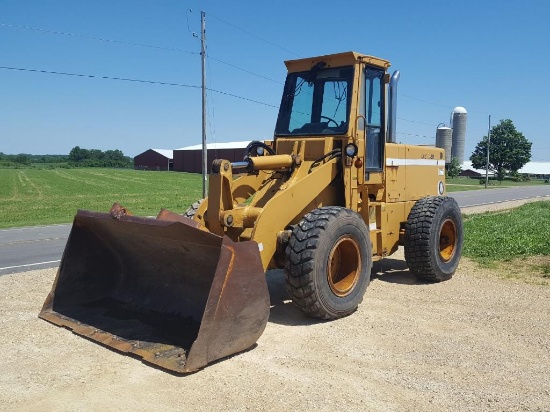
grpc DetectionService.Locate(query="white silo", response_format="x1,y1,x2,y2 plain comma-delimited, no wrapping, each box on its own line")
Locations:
436,125,453,164
450,107,467,164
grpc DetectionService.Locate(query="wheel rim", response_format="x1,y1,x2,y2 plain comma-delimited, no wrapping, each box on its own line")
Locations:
439,219,457,262
327,236,361,297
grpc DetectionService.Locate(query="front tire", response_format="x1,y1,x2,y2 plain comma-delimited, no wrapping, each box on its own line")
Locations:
183,199,204,219
404,196,463,282
285,207,372,320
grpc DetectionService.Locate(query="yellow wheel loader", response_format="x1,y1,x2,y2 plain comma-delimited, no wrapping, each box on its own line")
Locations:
40,51,463,373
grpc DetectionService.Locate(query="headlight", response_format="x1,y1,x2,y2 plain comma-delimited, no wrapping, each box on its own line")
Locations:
345,143,358,157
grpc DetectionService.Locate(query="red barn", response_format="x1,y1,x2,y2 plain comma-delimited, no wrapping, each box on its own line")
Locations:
134,149,173,171
173,141,251,173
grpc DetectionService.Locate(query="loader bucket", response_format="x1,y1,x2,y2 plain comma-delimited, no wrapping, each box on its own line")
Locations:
39,208,270,374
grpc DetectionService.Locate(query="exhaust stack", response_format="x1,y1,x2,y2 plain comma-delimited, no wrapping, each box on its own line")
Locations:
387,70,400,143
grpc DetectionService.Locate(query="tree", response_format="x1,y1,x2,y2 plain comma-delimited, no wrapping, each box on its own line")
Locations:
470,119,531,182
446,157,462,179
13,154,31,165
68,146,90,163
68,146,133,168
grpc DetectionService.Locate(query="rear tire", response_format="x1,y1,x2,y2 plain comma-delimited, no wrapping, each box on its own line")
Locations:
285,207,372,320
404,196,463,282
184,199,204,219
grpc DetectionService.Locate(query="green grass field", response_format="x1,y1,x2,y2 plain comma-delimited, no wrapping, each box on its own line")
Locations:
462,201,550,282
0,168,202,228
0,168,546,226
463,201,550,262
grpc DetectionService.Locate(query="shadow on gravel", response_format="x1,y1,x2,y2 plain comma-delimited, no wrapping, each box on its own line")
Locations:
266,269,323,327
371,258,428,285
265,256,427,327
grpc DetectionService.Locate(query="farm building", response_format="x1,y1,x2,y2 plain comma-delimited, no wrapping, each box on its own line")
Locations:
518,162,550,178
458,161,492,178
173,141,251,173
459,161,550,179
134,149,173,171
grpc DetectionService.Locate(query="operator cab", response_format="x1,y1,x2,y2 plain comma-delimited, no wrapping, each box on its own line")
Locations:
275,64,353,136
274,52,390,172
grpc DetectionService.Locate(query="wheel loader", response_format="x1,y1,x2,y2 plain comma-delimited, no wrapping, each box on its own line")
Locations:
40,51,463,373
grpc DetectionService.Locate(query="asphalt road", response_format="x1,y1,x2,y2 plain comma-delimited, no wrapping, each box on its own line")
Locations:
0,224,70,275
449,185,550,207
1,185,549,276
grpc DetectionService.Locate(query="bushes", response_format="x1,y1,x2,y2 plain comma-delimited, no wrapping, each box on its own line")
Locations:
508,172,530,182
68,146,133,168
0,153,31,166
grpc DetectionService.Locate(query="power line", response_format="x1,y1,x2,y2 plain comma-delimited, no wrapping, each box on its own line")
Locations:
0,66,459,125
0,22,507,130
185,9,197,37
0,22,199,55
3,65,530,148
401,92,502,123
0,65,279,108
0,21,458,122
207,13,301,57
208,88,278,108
396,131,435,139
400,93,454,109
0,65,200,88
397,117,494,136
208,56,282,84
205,47,218,144
1,21,281,86
397,117,439,127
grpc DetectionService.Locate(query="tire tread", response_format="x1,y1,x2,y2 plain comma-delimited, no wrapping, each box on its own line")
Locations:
404,196,462,282
183,199,204,219
285,207,371,320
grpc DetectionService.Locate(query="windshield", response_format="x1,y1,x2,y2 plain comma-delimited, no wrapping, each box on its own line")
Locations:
275,65,354,136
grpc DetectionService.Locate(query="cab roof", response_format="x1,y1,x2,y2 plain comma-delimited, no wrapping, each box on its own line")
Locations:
284,51,391,73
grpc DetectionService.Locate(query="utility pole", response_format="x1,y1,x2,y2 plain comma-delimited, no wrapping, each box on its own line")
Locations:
200,11,207,198
485,115,491,189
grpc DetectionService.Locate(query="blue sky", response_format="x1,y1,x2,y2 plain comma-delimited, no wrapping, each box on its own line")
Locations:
1,0,549,160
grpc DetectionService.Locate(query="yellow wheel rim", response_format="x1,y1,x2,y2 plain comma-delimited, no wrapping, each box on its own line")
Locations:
439,219,457,262
327,236,361,297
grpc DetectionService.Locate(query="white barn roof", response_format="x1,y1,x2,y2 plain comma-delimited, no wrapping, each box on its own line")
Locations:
461,161,491,175
151,149,173,159
518,162,550,175
462,161,550,176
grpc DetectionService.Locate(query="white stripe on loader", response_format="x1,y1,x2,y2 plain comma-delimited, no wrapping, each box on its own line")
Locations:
386,158,444,166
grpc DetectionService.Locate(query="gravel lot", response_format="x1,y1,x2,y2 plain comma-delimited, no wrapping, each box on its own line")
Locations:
1,200,548,411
